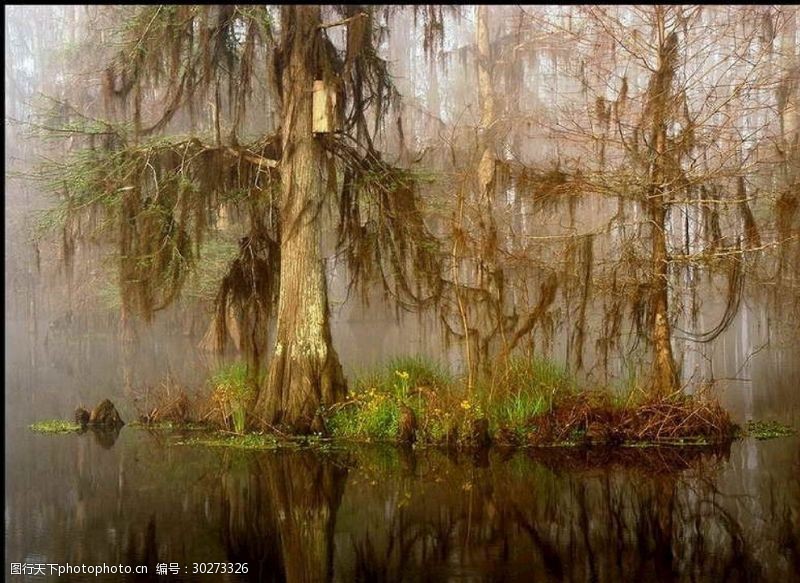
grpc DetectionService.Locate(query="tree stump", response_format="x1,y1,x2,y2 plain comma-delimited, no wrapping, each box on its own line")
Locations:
89,399,124,428
470,417,491,449
398,405,417,444
74,407,90,428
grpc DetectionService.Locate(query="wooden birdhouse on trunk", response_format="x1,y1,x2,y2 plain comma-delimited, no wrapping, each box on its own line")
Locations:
312,79,340,134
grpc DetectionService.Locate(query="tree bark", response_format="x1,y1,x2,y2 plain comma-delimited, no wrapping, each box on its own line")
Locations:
475,5,504,379
777,7,799,253
647,13,679,396
650,200,678,395
780,7,799,160
257,6,346,433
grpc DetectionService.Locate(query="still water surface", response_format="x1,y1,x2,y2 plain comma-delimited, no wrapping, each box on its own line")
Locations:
5,422,799,582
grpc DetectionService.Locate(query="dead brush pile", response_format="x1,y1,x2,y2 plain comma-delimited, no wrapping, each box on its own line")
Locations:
524,391,737,446
133,377,207,426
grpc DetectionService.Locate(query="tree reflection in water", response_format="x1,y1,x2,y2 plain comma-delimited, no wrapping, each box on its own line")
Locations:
221,452,347,582
7,428,797,582
213,443,798,582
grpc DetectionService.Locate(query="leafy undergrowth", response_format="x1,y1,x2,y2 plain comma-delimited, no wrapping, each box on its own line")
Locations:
29,420,82,433
324,355,739,448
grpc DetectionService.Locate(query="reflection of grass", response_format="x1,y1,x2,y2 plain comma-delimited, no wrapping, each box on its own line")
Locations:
746,420,796,440
29,420,81,433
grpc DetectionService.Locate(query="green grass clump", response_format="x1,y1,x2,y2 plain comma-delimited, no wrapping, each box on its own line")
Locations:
29,420,82,433
500,391,549,433
328,355,454,441
483,356,576,437
354,355,452,398
328,391,402,440
504,356,575,394
210,361,259,434
746,420,796,440
328,355,584,445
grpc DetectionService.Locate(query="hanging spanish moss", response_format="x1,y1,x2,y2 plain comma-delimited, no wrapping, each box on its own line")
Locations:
330,139,443,310
15,5,800,433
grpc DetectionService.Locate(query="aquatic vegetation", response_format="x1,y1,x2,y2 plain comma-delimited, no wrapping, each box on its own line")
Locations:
177,432,345,453
127,356,738,450
746,420,796,440
502,356,575,395
353,355,453,397
336,355,489,447
515,392,737,446
180,433,281,450
328,356,459,444
29,420,82,433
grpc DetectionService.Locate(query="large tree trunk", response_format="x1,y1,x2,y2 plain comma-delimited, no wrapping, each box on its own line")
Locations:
650,200,678,395
646,13,679,396
257,6,346,433
778,7,799,275
474,5,503,378
780,7,799,162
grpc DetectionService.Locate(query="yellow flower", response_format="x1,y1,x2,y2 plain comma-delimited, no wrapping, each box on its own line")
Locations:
460,400,471,410
395,370,410,380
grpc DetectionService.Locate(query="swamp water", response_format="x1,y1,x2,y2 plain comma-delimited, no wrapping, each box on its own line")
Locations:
4,424,800,582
